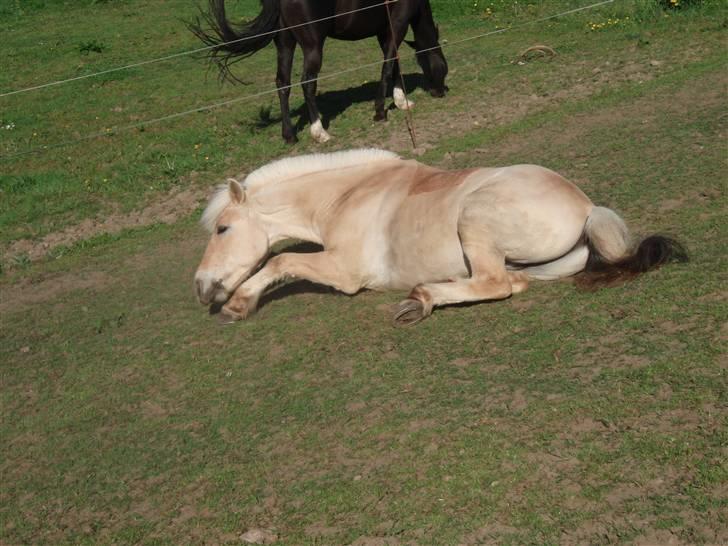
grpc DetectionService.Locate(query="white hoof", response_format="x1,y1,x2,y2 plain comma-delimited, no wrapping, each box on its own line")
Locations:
393,87,415,111
310,119,331,143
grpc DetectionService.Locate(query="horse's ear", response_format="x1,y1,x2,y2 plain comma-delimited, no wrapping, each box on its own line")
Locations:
228,178,246,204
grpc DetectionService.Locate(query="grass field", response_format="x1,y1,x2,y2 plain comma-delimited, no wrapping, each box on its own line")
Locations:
1,0,727,544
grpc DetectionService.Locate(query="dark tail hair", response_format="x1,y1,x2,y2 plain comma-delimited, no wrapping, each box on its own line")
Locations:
188,0,280,82
576,234,688,289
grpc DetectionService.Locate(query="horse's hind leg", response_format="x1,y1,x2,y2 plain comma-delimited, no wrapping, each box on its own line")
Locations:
393,233,522,326
300,41,330,143
274,30,297,144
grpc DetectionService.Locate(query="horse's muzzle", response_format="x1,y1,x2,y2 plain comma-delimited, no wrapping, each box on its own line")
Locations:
195,277,226,305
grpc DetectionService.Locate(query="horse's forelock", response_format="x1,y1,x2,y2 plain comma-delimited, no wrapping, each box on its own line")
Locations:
201,183,232,233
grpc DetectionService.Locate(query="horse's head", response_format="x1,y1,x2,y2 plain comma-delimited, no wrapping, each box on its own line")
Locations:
407,25,448,98
194,179,269,305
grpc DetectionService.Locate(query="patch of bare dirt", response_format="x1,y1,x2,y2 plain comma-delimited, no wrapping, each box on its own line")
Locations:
460,523,520,545
349,537,401,546
633,529,683,546
304,522,341,538
384,40,718,155
0,270,110,314
3,184,207,267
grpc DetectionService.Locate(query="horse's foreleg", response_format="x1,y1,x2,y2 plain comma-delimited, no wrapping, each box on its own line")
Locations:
393,237,527,326
300,44,330,143
219,251,359,323
375,23,410,121
275,31,297,144
374,40,396,121
393,82,415,111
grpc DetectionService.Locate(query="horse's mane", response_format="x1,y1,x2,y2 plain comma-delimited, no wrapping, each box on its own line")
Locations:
201,148,400,232
244,148,400,189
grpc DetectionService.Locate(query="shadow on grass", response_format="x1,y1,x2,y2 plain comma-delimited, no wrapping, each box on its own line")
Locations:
208,241,344,318
251,72,428,133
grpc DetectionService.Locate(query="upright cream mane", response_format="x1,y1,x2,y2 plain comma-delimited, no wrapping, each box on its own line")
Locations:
201,148,400,232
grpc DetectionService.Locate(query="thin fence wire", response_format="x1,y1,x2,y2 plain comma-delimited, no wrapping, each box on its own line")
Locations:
1,58,394,159
0,0,399,98
0,0,615,160
417,0,614,56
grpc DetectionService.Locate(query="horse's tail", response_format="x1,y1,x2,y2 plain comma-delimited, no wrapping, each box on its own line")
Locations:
188,0,280,81
576,206,687,288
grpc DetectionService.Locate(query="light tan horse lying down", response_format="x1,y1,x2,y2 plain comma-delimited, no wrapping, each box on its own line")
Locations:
194,149,685,325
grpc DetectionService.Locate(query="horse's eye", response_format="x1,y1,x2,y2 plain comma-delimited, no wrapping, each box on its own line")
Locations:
216,225,229,235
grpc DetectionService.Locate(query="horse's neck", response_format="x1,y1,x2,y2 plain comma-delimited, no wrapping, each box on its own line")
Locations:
248,161,399,244
247,170,349,244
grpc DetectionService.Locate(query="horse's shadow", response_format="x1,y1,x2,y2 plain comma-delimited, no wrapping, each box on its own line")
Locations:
253,72,426,132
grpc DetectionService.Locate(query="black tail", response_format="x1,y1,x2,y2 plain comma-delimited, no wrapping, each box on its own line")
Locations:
577,235,688,289
188,0,280,82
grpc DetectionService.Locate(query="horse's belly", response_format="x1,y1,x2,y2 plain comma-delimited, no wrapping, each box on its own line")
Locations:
385,236,469,289
378,204,468,289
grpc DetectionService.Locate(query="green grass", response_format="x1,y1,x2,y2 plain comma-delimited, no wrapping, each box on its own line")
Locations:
1,1,727,544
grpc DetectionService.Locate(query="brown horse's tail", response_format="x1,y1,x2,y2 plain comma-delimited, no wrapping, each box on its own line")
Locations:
188,0,280,82
576,206,688,289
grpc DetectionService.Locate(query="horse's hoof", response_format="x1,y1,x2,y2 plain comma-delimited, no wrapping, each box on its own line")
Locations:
217,311,241,325
392,298,426,327
393,88,415,110
310,120,331,143
283,134,298,145
373,111,387,122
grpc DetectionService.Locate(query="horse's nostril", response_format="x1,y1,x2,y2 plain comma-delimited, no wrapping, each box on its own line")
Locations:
213,279,224,290
195,278,211,304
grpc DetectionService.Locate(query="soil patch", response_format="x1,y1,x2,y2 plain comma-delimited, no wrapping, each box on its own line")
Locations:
3,185,207,268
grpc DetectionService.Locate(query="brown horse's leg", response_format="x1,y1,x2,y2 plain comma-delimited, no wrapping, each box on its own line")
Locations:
299,41,330,143
393,234,523,326
219,252,359,322
374,16,409,121
274,30,297,144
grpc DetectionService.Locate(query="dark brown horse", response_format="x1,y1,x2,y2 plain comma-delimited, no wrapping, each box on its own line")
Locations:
189,0,448,143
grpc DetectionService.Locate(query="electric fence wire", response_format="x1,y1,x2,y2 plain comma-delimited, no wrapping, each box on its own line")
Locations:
0,0,615,160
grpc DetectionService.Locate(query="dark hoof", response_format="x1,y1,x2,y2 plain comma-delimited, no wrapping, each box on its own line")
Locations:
283,134,298,145
217,311,241,325
392,298,426,327
373,111,387,122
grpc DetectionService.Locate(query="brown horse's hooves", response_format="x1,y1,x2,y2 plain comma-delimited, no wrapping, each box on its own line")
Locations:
392,298,426,327
373,111,387,122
